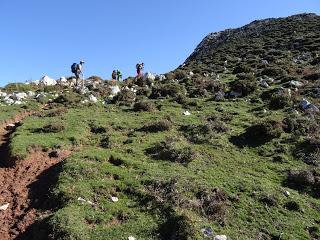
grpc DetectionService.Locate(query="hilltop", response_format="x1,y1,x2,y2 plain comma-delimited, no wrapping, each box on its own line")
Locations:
0,13,319,240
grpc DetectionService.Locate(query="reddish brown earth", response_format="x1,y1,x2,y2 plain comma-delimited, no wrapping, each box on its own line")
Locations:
0,113,72,240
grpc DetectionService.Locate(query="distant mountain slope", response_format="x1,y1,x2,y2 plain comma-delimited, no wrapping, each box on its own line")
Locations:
179,13,320,76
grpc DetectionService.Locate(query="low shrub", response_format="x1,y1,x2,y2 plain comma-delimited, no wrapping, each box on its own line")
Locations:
141,119,172,132
230,74,257,96
133,101,156,112
150,83,186,99
41,123,65,133
245,120,283,140
147,137,197,165
181,121,228,144
269,94,292,110
196,188,228,224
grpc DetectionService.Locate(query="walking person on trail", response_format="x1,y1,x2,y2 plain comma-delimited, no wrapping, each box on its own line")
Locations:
116,70,122,81
71,60,85,87
136,63,144,78
112,70,117,81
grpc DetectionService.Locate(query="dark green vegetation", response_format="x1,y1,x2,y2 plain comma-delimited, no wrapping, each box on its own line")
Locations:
0,13,319,239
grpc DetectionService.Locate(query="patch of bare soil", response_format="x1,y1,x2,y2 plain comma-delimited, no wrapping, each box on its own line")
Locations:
0,113,72,240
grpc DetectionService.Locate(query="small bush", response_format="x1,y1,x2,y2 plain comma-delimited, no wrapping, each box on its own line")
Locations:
181,121,228,144
41,123,65,133
245,120,283,140
259,194,278,207
174,94,188,105
233,64,252,74
53,92,82,106
141,119,172,132
174,70,188,80
133,101,156,112
287,169,316,188
261,67,287,78
159,214,196,240
196,188,228,224
150,83,186,99
283,115,319,136
269,93,292,109
230,74,257,96
147,137,197,165
294,138,320,166
112,89,136,104
284,201,301,211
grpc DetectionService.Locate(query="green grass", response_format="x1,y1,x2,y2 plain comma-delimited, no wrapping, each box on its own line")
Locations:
8,96,319,239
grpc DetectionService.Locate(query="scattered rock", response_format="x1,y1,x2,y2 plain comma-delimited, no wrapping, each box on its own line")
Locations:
299,98,311,110
289,80,303,88
40,75,57,86
259,80,270,88
214,235,228,240
0,203,10,211
88,94,98,103
183,111,191,116
111,196,119,202
201,227,214,237
143,72,156,82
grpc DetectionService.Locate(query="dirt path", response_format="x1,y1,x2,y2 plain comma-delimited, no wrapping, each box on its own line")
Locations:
0,113,72,240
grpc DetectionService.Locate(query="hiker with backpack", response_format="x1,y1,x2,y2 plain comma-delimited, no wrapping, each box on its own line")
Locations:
116,70,122,81
136,63,144,77
112,70,117,81
71,61,85,87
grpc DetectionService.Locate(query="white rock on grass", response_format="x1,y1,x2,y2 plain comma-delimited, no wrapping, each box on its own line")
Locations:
109,85,121,97
14,92,27,101
88,95,98,103
0,203,10,211
128,236,136,240
289,80,303,88
0,92,7,97
183,111,191,116
40,75,57,86
143,72,156,82
214,235,228,240
111,196,119,202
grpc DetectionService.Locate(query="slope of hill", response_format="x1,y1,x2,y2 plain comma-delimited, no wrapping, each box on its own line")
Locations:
0,13,319,240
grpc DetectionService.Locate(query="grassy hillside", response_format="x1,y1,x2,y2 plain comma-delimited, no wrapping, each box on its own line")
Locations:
1,13,319,240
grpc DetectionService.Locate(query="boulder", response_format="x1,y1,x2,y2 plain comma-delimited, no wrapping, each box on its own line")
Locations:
259,80,270,88
214,235,228,240
158,74,166,81
299,98,311,110
57,77,69,86
306,104,319,113
27,91,35,97
289,80,303,88
143,72,156,82
88,95,98,103
109,85,121,97
40,75,57,86
3,97,14,105
14,92,27,101
0,92,7,98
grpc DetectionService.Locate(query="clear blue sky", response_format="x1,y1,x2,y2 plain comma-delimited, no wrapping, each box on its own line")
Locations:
0,0,319,86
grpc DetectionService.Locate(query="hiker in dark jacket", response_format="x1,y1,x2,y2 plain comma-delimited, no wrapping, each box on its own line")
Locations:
112,70,117,80
116,70,122,81
136,63,144,77
71,61,85,87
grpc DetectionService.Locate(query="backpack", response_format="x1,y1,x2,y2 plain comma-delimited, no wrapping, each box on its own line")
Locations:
71,63,77,74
